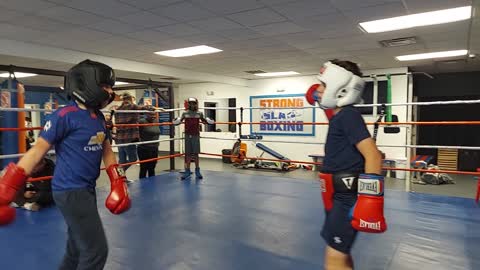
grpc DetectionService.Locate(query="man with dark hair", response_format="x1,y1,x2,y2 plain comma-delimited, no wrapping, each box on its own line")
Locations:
306,60,385,270
114,93,143,172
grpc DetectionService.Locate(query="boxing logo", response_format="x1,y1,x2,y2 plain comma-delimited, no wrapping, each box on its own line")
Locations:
358,179,382,195
341,176,355,189
84,132,105,152
44,121,52,132
359,219,382,231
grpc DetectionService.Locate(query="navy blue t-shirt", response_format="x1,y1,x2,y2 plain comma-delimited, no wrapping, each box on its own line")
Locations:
322,106,371,173
40,102,106,191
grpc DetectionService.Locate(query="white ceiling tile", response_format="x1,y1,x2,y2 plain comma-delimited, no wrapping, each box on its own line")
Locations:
270,0,337,19
343,2,407,23
36,6,105,25
252,21,306,36
304,46,342,55
117,11,177,28
259,0,297,6
272,32,329,49
150,1,215,22
12,15,77,32
38,28,115,42
87,19,145,34
182,33,229,44
188,17,243,32
124,29,172,44
0,8,27,22
155,23,206,37
0,23,47,41
227,8,287,27
149,38,199,51
425,40,467,51
116,0,182,9
191,0,265,14
63,0,141,18
331,0,403,11
342,41,383,52
0,0,56,13
215,28,264,41
403,0,471,13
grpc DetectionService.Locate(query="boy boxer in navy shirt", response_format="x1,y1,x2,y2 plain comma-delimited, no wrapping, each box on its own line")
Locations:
306,59,386,270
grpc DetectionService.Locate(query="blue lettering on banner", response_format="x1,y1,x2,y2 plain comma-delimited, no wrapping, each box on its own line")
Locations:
259,121,304,132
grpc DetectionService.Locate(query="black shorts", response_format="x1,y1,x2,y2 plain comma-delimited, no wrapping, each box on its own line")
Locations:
185,135,200,155
321,191,358,254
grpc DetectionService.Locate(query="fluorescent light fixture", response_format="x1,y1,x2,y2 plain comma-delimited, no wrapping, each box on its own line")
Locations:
0,72,37,78
254,71,300,77
359,6,472,33
114,81,129,86
396,50,468,61
155,45,222,57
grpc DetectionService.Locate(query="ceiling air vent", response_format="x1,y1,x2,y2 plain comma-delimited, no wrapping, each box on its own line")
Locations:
244,70,266,74
379,37,418,47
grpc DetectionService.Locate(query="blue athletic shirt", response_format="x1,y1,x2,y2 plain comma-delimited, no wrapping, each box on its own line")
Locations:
40,101,106,191
322,106,371,173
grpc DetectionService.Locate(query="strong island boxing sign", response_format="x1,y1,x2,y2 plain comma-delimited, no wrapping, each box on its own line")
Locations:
250,94,315,136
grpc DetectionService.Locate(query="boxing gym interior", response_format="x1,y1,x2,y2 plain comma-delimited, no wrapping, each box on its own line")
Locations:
1,1,479,269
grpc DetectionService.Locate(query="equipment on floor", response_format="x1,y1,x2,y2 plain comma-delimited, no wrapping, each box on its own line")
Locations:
231,135,295,171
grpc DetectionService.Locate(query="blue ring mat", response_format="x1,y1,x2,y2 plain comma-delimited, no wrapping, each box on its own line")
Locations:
1,170,479,270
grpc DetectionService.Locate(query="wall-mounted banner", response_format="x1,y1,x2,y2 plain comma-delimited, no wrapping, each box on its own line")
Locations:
250,94,315,136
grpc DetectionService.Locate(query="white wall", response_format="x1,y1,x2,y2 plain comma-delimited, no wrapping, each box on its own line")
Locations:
177,68,410,162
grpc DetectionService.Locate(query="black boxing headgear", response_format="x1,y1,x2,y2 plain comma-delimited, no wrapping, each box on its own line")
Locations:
66,59,116,109
187,97,198,111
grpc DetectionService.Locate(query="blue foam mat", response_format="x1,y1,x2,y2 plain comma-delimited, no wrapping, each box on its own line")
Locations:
1,171,479,270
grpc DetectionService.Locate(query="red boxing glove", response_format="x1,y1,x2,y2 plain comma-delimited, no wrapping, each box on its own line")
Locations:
0,163,28,205
0,205,16,225
305,84,320,106
351,174,387,233
105,164,131,214
319,173,334,212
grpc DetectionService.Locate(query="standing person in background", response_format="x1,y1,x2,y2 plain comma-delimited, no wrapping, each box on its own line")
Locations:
137,106,160,178
173,97,214,180
114,93,142,172
105,113,114,145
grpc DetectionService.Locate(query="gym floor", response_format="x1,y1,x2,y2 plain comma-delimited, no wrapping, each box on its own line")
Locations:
2,161,479,270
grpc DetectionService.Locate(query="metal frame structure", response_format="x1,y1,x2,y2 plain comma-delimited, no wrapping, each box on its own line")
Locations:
0,64,177,171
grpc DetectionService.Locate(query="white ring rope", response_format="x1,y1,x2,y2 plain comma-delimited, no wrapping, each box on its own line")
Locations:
0,138,182,159
200,136,480,150
0,107,180,113
2,98,480,114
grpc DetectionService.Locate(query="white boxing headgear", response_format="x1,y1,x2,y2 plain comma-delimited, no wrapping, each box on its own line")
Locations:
316,61,365,109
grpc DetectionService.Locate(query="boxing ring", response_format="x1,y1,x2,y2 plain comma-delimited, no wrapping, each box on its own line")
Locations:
1,170,479,270
2,77,480,269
